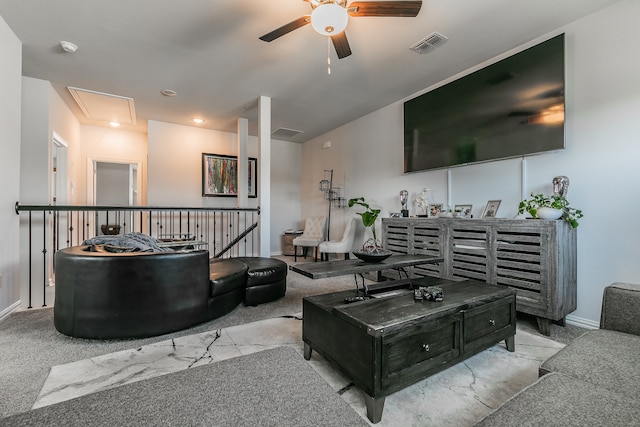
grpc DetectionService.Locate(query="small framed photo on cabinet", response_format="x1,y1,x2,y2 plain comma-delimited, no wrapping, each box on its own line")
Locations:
481,200,501,218
454,204,473,218
429,203,443,217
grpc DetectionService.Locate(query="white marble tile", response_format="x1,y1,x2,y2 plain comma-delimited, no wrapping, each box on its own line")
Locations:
34,316,304,409
35,317,564,426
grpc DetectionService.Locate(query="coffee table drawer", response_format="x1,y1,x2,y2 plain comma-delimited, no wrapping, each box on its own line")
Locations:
463,296,515,351
382,314,461,378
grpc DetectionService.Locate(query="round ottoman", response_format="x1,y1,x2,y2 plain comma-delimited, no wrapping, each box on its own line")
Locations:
234,257,287,306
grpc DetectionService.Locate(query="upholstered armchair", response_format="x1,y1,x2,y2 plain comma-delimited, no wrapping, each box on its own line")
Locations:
319,217,356,261
293,217,326,262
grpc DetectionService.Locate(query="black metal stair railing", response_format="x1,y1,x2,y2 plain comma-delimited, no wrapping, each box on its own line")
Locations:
15,202,260,309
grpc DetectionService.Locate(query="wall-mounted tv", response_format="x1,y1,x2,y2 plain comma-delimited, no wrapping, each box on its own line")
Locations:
404,34,565,172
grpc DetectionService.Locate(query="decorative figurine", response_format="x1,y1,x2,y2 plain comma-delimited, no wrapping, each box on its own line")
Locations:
413,286,444,302
424,286,444,302
552,176,570,197
415,188,429,216
400,190,409,217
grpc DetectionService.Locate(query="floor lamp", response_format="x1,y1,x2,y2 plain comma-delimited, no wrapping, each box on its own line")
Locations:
319,169,346,241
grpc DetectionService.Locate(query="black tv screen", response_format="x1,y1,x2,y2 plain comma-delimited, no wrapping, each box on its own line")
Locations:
404,34,565,172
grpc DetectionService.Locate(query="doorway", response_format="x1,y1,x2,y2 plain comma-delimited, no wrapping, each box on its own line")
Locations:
88,158,142,234
49,133,68,286
96,162,130,205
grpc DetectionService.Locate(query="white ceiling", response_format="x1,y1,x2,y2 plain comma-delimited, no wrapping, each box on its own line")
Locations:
0,0,620,142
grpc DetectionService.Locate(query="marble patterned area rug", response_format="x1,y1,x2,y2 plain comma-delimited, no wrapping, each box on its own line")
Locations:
35,315,565,426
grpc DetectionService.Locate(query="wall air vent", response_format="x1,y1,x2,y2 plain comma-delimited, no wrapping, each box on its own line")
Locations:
410,32,448,54
272,127,303,139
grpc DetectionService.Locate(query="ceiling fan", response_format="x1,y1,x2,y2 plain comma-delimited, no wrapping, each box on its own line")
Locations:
259,0,422,59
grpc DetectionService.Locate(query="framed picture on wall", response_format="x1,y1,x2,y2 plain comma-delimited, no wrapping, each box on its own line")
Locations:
202,153,257,197
481,200,501,218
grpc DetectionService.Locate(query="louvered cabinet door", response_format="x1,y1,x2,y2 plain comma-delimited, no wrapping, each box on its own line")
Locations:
492,221,576,324
448,221,491,282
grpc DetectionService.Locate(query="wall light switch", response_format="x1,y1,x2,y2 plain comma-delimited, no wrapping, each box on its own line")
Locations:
323,141,331,149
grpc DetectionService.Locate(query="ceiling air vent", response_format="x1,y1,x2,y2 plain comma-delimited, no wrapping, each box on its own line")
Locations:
272,127,303,139
68,87,137,125
410,32,448,54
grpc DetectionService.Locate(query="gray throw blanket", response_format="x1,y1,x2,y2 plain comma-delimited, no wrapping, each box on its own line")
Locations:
82,232,171,252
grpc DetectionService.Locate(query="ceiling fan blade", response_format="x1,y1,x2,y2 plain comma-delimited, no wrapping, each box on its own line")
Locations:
348,1,422,17
331,32,352,59
259,16,311,42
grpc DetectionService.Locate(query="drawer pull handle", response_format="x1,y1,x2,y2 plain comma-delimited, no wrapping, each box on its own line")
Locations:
489,319,496,325
422,344,430,352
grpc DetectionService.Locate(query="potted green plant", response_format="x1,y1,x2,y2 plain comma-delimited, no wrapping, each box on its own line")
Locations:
348,197,385,254
518,193,583,228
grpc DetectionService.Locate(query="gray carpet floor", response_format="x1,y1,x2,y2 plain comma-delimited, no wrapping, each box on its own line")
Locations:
0,255,588,420
0,346,368,427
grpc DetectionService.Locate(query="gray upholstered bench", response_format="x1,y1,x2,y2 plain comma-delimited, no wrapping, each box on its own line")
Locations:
475,372,640,426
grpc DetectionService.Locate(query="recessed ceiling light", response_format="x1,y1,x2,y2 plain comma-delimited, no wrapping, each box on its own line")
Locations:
161,89,177,97
109,121,120,127
192,118,205,124
60,40,78,53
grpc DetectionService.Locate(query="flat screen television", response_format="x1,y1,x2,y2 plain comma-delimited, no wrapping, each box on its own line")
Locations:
404,34,565,172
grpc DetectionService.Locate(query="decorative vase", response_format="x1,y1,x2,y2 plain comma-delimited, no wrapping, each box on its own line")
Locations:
536,207,563,220
362,238,383,254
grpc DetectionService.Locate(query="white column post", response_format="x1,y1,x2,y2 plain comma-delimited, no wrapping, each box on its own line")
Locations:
521,156,527,201
237,118,248,207
446,168,452,210
258,96,271,257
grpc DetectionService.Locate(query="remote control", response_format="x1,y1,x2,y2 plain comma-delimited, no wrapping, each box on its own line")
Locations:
344,296,367,303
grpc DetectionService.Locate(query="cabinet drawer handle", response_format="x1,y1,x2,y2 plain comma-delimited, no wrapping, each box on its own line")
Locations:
422,344,430,352
489,319,496,325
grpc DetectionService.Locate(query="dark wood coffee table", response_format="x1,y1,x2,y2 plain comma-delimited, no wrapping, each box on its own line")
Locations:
302,277,516,423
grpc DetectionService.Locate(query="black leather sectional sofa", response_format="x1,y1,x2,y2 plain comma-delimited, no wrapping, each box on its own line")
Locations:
54,245,287,339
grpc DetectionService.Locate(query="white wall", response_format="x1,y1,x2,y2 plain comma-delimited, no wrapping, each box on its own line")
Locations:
147,120,301,254
80,125,148,205
0,15,22,316
147,120,248,207
18,77,82,308
50,84,82,205
270,139,303,251
300,0,640,327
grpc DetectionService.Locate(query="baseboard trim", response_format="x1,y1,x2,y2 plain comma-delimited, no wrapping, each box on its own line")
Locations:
0,300,22,322
566,314,599,330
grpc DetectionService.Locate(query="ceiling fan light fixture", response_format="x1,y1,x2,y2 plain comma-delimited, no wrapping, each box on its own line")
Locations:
311,3,348,36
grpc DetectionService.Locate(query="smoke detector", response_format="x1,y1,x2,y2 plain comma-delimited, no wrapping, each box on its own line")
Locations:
161,89,177,97
60,41,78,53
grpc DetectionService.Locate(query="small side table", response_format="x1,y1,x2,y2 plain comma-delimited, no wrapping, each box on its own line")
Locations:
282,231,303,256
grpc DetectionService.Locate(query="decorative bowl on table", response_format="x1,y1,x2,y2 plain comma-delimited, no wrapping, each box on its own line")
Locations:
352,250,393,263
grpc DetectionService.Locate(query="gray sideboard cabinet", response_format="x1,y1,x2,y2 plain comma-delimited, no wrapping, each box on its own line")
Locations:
382,218,577,335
